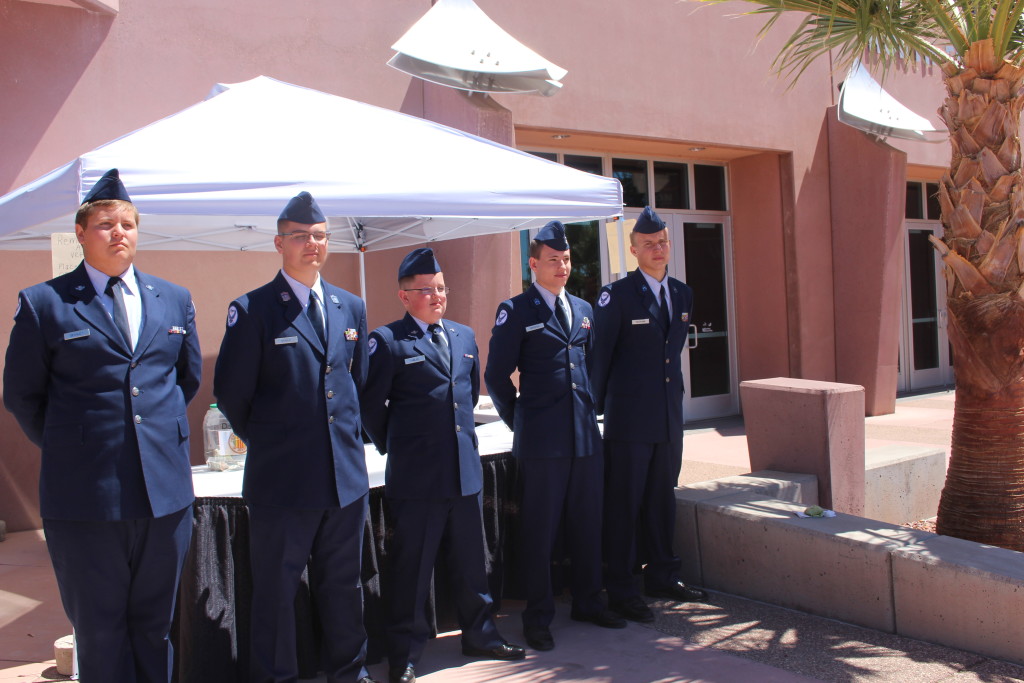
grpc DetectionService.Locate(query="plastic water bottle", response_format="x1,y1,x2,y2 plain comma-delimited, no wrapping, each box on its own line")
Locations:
203,403,246,471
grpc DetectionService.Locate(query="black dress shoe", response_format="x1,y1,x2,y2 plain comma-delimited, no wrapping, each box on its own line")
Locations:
645,581,709,603
523,625,555,651
462,640,527,660
609,595,655,623
387,665,415,683
570,608,627,629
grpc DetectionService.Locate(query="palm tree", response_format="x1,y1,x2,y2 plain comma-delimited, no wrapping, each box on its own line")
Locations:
693,0,1024,550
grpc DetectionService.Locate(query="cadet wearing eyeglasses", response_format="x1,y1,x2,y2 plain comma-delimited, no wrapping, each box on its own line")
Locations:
213,192,377,683
361,248,525,683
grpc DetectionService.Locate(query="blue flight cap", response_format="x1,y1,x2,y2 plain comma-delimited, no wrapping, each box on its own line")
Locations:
534,221,570,251
398,247,442,280
279,191,326,224
82,169,131,204
632,206,666,234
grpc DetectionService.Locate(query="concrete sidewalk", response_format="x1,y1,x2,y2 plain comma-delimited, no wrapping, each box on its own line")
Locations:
6,388,1024,682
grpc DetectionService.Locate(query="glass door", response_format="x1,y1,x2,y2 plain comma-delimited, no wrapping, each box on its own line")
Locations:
671,215,739,419
901,224,953,390
605,211,739,420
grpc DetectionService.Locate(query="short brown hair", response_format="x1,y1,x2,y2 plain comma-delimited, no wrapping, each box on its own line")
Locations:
75,199,139,229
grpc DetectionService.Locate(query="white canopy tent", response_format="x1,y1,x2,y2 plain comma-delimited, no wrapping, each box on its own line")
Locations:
0,76,622,256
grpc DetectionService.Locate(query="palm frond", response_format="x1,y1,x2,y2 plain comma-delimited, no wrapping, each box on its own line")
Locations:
693,0,1024,82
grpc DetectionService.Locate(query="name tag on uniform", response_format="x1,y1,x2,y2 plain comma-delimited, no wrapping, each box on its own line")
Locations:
64,329,90,341
632,318,650,325
525,323,545,332
275,336,298,345
405,355,425,365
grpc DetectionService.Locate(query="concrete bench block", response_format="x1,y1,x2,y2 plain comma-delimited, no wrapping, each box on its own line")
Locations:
697,492,934,632
741,378,865,514
864,445,946,524
892,535,1024,665
674,471,818,586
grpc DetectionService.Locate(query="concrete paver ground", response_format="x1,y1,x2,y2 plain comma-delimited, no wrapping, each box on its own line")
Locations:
7,388,1024,682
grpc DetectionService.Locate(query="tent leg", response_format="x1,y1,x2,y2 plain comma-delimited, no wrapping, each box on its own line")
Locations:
359,250,367,303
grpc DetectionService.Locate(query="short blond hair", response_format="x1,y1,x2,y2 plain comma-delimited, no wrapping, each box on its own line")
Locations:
75,199,139,229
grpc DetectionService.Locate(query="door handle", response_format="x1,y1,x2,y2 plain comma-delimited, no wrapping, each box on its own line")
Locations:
688,324,698,349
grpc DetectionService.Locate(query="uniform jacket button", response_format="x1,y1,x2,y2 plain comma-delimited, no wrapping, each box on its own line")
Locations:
456,425,462,432
134,415,142,424
325,365,333,374
329,416,335,424
327,390,335,398
131,387,140,396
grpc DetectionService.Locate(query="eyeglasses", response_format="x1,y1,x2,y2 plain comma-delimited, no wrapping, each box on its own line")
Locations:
402,286,451,296
279,230,331,243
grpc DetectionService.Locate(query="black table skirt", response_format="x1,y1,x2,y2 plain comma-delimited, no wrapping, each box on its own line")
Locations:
172,452,520,683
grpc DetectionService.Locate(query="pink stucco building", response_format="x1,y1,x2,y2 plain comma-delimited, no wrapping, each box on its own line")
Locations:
0,0,951,530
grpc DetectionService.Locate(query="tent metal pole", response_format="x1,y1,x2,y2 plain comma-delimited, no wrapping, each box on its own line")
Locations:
359,249,367,302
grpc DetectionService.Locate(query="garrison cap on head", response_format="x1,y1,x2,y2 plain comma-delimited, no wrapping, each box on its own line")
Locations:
82,169,131,204
534,221,569,251
279,191,326,225
398,247,442,280
632,206,666,234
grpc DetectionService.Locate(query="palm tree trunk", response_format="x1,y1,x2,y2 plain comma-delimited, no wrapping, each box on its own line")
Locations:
934,39,1024,550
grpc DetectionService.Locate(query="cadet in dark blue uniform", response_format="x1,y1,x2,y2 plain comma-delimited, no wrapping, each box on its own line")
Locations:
484,222,625,652
361,248,525,683
213,192,377,683
592,206,708,623
3,169,202,683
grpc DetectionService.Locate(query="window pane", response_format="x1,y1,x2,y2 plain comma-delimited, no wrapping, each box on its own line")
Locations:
653,161,688,209
694,164,727,211
926,182,941,220
905,182,924,219
525,150,558,162
564,154,603,175
613,158,649,208
566,221,600,304
683,222,730,397
908,229,939,370
520,230,532,292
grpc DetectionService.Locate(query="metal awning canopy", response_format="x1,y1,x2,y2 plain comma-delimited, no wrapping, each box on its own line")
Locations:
838,60,944,142
388,0,566,96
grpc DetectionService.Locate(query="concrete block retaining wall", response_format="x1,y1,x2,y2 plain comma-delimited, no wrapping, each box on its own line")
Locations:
675,474,1024,666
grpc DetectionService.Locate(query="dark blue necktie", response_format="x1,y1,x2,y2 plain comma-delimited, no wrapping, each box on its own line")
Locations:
659,285,671,335
308,291,326,345
429,323,450,372
555,296,570,335
105,276,132,347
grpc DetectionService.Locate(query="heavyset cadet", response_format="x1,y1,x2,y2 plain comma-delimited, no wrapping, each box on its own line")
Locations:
4,169,202,683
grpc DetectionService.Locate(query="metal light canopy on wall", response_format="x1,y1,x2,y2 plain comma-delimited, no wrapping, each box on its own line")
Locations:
388,0,567,96
838,60,944,142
